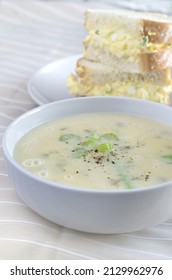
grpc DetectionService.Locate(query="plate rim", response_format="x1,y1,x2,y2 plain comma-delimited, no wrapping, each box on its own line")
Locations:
27,54,80,106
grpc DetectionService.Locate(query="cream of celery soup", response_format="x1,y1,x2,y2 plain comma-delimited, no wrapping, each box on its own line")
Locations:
13,112,172,190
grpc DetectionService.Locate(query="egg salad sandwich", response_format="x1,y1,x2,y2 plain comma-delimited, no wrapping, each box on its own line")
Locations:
67,9,172,104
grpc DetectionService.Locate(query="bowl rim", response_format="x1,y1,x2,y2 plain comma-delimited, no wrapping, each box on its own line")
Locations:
3,96,172,194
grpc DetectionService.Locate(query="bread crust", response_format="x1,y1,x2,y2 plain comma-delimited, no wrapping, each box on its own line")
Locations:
143,20,172,43
141,49,172,71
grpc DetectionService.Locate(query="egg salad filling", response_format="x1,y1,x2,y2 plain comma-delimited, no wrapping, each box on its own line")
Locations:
67,74,172,104
85,29,139,57
84,29,172,58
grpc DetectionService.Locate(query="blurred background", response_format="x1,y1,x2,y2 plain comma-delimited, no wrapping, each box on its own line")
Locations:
40,0,172,14
1,0,171,13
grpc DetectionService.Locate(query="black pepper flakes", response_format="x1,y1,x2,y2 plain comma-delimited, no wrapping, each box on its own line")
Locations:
145,175,149,181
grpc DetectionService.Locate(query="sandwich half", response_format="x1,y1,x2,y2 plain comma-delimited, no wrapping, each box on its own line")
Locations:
84,9,172,72
67,9,172,104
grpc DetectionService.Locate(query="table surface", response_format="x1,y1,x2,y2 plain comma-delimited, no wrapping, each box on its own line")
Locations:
0,0,172,260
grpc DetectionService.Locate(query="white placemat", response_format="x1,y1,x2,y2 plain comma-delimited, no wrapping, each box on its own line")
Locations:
0,0,172,260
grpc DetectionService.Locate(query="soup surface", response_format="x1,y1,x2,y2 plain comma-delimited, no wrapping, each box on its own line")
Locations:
14,112,172,190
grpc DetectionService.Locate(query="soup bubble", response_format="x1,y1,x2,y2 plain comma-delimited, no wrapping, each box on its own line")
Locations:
23,158,44,168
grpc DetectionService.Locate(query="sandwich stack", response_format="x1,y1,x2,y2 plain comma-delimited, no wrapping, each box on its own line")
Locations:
67,9,172,104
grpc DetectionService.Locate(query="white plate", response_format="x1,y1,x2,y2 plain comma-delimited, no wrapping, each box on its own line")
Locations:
28,55,81,105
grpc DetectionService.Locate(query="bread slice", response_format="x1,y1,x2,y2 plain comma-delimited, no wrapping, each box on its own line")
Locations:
85,9,172,44
84,44,172,72
76,58,172,85
84,9,172,72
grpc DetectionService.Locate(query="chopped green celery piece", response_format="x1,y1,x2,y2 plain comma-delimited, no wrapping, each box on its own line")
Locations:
97,142,114,153
81,140,95,146
102,133,119,140
73,147,88,158
162,154,172,163
105,87,113,94
80,132,100,148
90,132,100,141
95,29,100,35
162,154,172,159
142,36,149,46
116,166,134,189
59,133,80,142
107,30,116,36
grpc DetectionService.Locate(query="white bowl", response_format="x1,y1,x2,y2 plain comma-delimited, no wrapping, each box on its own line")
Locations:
3,97,172,234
